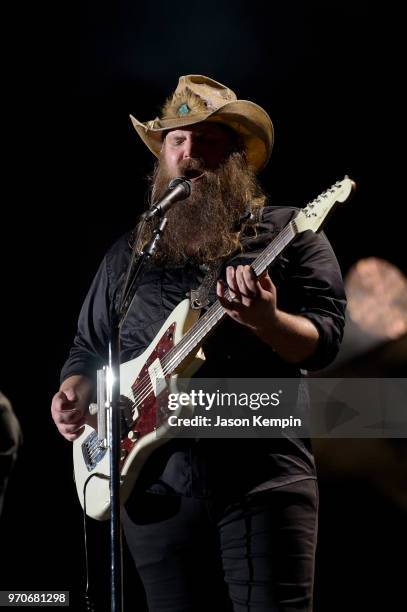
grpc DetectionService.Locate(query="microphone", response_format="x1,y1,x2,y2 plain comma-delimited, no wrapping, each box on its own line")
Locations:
144,177,192,220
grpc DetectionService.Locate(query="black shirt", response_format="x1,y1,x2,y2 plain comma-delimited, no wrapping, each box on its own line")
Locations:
61,206,346,499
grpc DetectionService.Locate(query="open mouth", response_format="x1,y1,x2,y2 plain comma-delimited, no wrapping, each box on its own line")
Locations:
184,169,205,181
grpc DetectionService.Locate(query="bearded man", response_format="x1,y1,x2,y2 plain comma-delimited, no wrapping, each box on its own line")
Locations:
51,75,346,611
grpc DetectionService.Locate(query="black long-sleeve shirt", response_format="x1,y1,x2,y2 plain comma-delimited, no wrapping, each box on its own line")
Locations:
62,206,346,499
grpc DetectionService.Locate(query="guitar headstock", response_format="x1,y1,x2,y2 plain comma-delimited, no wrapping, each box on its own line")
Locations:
294,176,355,234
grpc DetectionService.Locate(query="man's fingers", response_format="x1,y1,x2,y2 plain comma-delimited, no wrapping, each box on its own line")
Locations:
51,388,88,442
52,391,76,412
235,267,247,297
233,266,258,306
219,267,275,317
58,420,86,441
56,408,84,425
258,272,274,292
241,266,259,296
217,288,243,316
52,395,84,423
226,266,240,300
62,421,85,435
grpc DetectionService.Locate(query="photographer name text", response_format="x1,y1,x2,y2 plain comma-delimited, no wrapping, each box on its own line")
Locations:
167,415,301,429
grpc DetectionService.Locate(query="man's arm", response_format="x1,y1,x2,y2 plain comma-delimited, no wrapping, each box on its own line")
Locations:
217,265,319,364
52,248,117,441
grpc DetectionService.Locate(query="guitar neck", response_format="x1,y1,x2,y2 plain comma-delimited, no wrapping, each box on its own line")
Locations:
250,220,297,277
162,220,298,372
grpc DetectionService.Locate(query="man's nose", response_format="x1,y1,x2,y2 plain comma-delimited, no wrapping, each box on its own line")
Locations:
182,138,199,159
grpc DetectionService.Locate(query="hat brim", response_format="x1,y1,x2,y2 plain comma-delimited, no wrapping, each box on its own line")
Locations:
130,99,273,172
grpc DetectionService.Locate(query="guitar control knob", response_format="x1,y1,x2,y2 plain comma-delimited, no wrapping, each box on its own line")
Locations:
127,430,139,441
89,403,98,415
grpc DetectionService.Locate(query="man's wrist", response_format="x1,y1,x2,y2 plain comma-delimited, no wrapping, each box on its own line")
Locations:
250,307,281,345
252,305,280,330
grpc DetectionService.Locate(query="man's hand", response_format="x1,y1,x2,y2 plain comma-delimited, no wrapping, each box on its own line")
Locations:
217,264,320,363
51,375,95,442
217,265,277,330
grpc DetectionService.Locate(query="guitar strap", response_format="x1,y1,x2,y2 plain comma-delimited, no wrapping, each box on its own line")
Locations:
189,260,224,309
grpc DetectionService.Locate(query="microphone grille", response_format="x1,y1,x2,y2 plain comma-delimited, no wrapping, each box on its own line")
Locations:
168,176,192,197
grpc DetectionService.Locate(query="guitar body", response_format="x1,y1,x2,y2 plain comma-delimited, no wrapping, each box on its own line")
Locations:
73,298,203,520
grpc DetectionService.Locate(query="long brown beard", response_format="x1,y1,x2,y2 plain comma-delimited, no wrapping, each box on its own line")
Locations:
136,152,266,265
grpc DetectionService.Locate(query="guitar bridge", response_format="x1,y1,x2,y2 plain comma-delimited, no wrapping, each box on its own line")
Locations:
81,430,107,472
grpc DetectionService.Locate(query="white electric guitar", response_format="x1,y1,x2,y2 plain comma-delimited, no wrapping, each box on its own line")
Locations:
73,176,355,520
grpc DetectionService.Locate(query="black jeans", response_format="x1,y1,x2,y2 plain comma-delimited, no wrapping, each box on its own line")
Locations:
122,478,318,612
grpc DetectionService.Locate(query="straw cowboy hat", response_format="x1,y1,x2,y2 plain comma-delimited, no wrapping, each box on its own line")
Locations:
130,74,274,172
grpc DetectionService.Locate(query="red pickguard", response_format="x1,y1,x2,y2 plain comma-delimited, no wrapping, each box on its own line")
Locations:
121,323,176,456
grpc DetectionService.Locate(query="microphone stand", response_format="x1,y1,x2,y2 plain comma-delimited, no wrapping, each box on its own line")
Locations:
108,216,168,612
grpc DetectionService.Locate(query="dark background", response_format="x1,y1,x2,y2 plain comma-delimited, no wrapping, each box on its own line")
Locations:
1,1,406,610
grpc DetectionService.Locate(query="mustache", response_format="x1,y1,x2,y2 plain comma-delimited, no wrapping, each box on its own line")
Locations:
177,158,206,180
